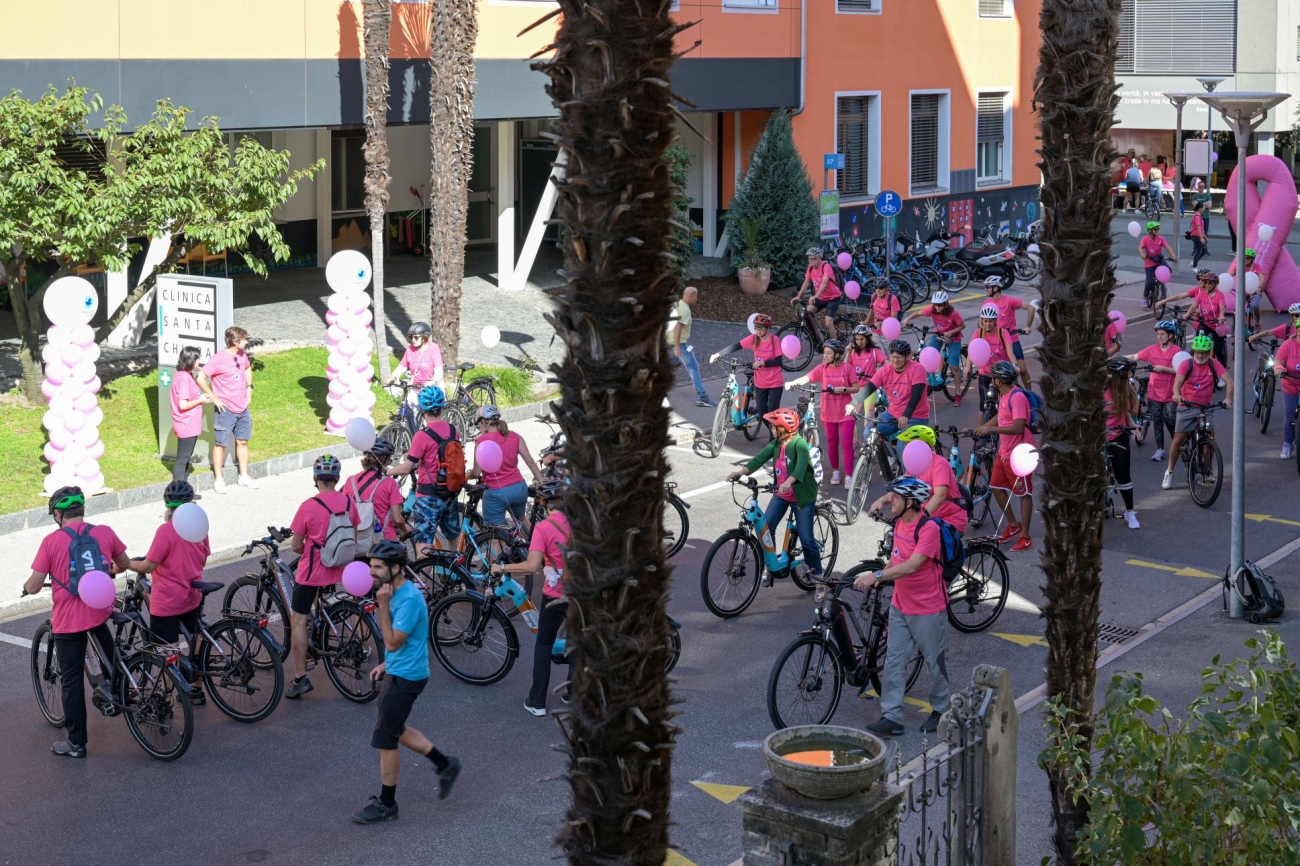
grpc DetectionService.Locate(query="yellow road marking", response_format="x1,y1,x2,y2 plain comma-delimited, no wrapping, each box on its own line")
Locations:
991,632,1048,648
858,689,933,712
665,852,698,866
691,781,751,805
1126,558,1217,579
1245,513,1300,528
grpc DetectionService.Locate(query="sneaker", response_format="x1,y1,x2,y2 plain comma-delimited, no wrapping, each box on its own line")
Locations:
830,470,842,486
995,523,1022,545
1124,511,1141,530
51,740,86,759
286,677,313,699
866,717,905,737
1151,449,1165,462
189,687,206,707
919,711,942,733
1010,536,1034,552
351,796,399,824
1161,470,1174,490
237,474,260,489
1282,445,1294,460
213,476,227,494
696,398,717,408
437,756,461,800
524,702,546,717
954,394,963,408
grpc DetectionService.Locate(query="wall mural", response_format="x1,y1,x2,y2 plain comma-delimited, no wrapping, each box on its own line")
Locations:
836,184,1042,247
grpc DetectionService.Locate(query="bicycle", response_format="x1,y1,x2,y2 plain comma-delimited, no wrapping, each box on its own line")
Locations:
903,324,970,404
790,384,823,451
700,477,840,618
1131,365,1153,446
708,358,762,457
445,362,498,442
844,408,900,525
944,427,998,531
776,300,861,373
378,384,423,494
427,566,529,686
28,579,194,761
553,615,682,673
1176,402,1225,508
1249,339,1279,434
1154,303,1187,349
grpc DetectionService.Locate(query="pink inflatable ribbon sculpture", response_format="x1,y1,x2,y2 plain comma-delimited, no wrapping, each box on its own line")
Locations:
1224,154,1300,311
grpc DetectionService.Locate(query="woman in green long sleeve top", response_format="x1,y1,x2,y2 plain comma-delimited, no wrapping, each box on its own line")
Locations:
726,408,823,577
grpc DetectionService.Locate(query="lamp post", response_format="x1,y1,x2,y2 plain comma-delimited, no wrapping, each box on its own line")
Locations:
1197,78,1225,187
1163,92,1193,268
1195,91,1290,619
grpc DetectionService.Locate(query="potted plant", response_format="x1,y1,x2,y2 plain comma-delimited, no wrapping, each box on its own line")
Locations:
737,217,772,295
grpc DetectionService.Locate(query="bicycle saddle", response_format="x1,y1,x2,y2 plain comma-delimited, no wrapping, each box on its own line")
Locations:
189,580,226,596
462,481,487,496
110,611,135,626
458,361,476,371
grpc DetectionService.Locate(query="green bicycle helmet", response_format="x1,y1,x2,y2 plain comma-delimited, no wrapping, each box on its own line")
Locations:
48,486,85,515
1145,221,1160,231
1244,248,1256,258
895,425,937,448
1190,334,1214,353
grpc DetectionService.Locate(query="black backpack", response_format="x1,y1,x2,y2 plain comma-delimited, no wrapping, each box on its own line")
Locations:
55,524,110,597
1227,562,1284,624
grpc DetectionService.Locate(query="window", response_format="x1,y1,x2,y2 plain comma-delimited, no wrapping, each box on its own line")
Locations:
54,139,108,180
837,95,876,197
977,92,1009,184
1116,0,1236,74
910,92,949,194
978,0,1011,17
723,0,776,8
331,131,365,212
837,0,879,11
1296,25,1299,61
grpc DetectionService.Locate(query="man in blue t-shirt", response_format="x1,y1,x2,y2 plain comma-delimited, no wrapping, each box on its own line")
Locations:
351,541,461,824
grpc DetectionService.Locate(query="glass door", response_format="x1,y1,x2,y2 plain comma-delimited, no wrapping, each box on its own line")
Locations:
467,124,494,245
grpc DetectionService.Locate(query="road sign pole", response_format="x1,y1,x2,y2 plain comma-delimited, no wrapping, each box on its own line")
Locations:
874,190,902,284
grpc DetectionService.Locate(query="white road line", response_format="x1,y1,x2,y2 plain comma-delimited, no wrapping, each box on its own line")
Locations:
677,470,771,501
0,632,33,650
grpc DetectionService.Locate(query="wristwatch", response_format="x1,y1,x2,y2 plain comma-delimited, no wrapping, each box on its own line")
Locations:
873,570,883,580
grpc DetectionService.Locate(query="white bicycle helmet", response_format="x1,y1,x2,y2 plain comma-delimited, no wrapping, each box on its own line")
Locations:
932,291,949,305
979,303,1000,320
984,275,1006,291
1289,303,1300,316
887,476,933,506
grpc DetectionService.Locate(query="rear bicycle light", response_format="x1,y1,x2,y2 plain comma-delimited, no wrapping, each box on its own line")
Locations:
257,617,269,630
363,602,377,614
165,653,180,666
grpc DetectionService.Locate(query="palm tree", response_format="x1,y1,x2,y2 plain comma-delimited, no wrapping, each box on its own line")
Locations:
363,0,393,383
426,0,477,372
531,2,687,863
1033,1,1122,861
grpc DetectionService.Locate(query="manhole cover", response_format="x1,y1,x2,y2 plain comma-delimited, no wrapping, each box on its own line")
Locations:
1097,623,1140,645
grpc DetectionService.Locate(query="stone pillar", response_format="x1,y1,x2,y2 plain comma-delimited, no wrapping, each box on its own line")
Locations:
943,664,1019,866
737,777,904,866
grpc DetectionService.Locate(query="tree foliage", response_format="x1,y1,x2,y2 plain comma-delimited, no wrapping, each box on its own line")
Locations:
724,109,817,287
665,142,695,293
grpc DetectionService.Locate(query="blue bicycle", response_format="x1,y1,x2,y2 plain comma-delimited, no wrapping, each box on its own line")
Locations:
700,478,840,618
708,358,762,457
378,384,423,494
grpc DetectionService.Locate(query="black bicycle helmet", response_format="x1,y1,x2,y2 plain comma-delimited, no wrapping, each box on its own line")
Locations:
872,276,891,290
824,339,846,358
537,479,567,502
406,322,432,339
888,339,913,356
313,454,342,479
1106,357,1136,374
990,360,1020,382
163,480,200,507
367,539,409,565
48,486,85,515
368,437,396,460
1195,267,1214,282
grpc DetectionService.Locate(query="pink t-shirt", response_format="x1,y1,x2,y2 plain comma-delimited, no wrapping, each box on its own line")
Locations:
345,470,406,541
806,263,840,301
1188,288,1227,335
1274,338,1300,396
989,294,1023,340
740,334,785,390
973,327,1013,376
399,343,444,386
200,349,251,414
145,520,211,617
1265,323,1296,341
1176,357,1225,405
477,430,526,488
997,389,1035,457
1136,342,1179,403
406,421,457,489
1190,213,1205,239
918,455,968,532
170,370,203,438
1102,387,1131,442
848,347,887,383
807,362,854,424
290,490,361,587
1139,236,1165,267
530,512,571,599
1104,322,1120,351
890,515,947,616
772,442,797,502
871,293,901,324
922,305,964,338
870,361,930,420
31,523,126,634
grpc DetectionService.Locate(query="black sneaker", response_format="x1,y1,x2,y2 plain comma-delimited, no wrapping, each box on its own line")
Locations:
351,796,398,824
866,718,904,737
437,756,461,800
189,687,206,707
286,677,314,699
51,740,87,759
919,711,942,733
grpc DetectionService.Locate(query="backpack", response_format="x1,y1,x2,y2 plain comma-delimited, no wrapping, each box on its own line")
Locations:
915,514,966,584
55,524,110,597
1227,561,1284,624
1011,387,1045,434
417,426,467,497
311,496,357,568
347,472,384,555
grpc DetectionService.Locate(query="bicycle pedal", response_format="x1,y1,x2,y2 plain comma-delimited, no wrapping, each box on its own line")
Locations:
305,660,317,671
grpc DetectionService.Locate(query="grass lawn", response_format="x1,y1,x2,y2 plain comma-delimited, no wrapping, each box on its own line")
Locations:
0,347,537,516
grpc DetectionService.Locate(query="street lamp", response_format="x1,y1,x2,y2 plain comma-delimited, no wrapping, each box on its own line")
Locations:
1197,78,1226,187
1195,90,1290,619
1162,92,1194,268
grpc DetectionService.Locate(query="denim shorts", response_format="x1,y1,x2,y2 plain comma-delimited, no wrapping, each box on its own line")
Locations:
213,408,252,445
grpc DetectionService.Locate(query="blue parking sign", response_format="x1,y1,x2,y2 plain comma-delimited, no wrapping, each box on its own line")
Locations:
874,190,902,218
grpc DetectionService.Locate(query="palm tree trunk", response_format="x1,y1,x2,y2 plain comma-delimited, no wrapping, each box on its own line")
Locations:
533,2,687,863
1033,1,1122,861
363,0,393,382
427,0,477,373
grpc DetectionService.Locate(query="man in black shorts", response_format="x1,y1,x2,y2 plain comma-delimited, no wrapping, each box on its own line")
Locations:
793,246,844,340
352,541,460,824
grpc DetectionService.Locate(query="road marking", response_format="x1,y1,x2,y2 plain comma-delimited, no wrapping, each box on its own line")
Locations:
857,689,933,712
691,781,751,805
665,852,698,866
0,632,33,650
1245,513,1300,528
990,632,1048,648
1126,558,1217,579
676,469,771,502
668,445,750,462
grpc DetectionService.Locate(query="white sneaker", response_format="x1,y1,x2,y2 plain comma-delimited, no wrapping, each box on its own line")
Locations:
1151,449,1165,462
237,474,260,489
1282,445,1294,460
524,702,546,717
1161,470,1173,490
213,476,227,494
1125,511,1140,530
830,470,842,486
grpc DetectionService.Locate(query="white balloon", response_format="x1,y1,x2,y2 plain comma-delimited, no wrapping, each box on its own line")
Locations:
328,378,348,397
82,344,100,364
334,311,357,331
1127,221,1142,238
341,391,360,412
352,352,372,371
69,324,96,347
172,503,210,544
87,407,104,428
62,442,88,466
43,277,99,327
1218,273,1235,292
747,313,760,335
61,378,86,400
480,326,501,349
47,326,72,349
336,365,359,385
344,416,376,451
327,351,348,371
357,363,375,382
326,293,349,313
1258,224,1275,242
355,309,373,329
72,360,96,382
325,250,372,294
1173,351,1192,370
41,344,60,365
49,393,75,416
60,344,84,367
358,389,377,409
81,472,105,495
44,361,69,386
1245,272,1262,295
87,440,105,460
73,424,98,446
73,391,96,413
326,325,346,344
63,411,86,432
347,293,369,315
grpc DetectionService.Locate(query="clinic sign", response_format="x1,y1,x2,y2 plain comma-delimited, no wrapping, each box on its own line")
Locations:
155,274,233,463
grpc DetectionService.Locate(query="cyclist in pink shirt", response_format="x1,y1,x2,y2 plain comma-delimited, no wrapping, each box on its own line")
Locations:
856,339,930,440
1128,319,1182,460
711,314,785,435
975,361,1035,552
1102,359,1141,529
1163,334,1232,489
847,325,888,384
792,247,843,340
169,346,211,482
385,322,444,405
869,426,968,533
197,326,256,494
1138,221,1176,310
1272,321,1300,459
1166,270,1227,366
983,276,1034,387
865,277,902,333
470,406,543,527
344,439,412,543
1248,302,1300,348
903,290,966,401
785,340,860,487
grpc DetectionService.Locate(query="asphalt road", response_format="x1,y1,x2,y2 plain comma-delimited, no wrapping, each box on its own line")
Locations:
2,289,1298,866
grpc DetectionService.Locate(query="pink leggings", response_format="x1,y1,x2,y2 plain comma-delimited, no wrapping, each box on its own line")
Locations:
824,418,856,473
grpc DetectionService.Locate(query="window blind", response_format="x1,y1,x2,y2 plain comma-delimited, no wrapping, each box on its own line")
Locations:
911,94,940,189
838,0,878,11
978,0,1009,17
837,96,871,196
1116,0,1236,73
977,93,1006,143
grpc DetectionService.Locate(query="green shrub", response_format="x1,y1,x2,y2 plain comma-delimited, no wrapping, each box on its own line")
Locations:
666,143,695,294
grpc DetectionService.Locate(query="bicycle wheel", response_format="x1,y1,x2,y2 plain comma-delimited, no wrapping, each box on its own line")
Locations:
940,348,972,402
1260,376,1275,434
939,260,970,291
946,543,1010,633
845,450,876,525
30,621,65,727
465,528,531,607
429,593,519,685
410,553,473,612
776,322,815,372
378,423,414,495
968,452,994,529
1013,254,1040,281
908,272,932,304
321,601,384,702
222,576,291,663
200,621,284,723
805,504,839,583
889,275,916,312
663,492,689,559
766,633,844,730
665,619,682,674
700,529,763,618
443,408,469,443
462,383,496,438
741,388,762,441
709,395,730,457
119,652,193,761
1188,437,1223,508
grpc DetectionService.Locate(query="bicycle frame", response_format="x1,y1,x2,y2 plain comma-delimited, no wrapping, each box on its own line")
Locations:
737,486,804,577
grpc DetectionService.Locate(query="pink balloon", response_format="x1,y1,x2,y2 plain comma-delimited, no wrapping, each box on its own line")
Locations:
968,338,991,367
43,443,63,464
70,324,95,348
845,280,861,300
328,379,348,397
1108,310,1127,334
1010,442,1039,478
63,411,86,433
329,406,350,426
348,294,369,314
325,310,339,326
87,440,105,460
60,345,83,367
919,346,942,373
836,252,852,271
476,439,503,474
901,440,934,476
780,334,802,359
881,317,901,341
41,380,58,401
1155,265,1171,284
86,375,102,394
44,361,69,386
326,325,346,343
356,309,373,328
77,570,116,609
1211,151,1219,163
342,561,374,597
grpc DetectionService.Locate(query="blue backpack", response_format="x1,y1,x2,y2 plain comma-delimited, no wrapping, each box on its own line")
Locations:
914,515,966,583
1011,387,1045,434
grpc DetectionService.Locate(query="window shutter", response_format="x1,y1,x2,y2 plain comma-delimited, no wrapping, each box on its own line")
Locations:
837,96,871,196
977,94,1005,143
1118,0,1236,74
837,0,877,10
978,0,1008,17
911,94,940,190
54,139,108,180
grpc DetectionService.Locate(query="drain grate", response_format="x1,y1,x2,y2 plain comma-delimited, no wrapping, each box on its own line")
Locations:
1097,623,1141,645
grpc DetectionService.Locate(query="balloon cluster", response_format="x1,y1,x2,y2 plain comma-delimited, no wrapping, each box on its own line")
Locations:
41,278,105,495
324,251,376,436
